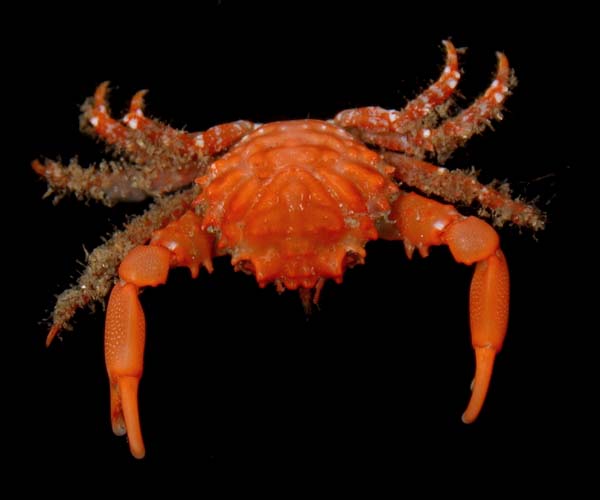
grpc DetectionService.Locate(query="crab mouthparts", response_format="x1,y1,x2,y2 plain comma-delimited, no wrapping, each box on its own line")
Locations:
232,248,366,309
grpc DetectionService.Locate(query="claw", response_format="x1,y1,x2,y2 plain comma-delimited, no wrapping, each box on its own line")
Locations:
463,250,509,423
101,215,214,458
105,282,146,459
462,346,496,423
440,217,509,422
390,193,510,423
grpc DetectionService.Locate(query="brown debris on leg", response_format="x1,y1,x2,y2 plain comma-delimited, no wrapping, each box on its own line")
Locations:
79,82,202,166
384,152,545,231
80,83,252,170
32,158,209,206
348,50,516,163
335,40,460,136
34,83,253,206
424,52,516,162
45,187,199,345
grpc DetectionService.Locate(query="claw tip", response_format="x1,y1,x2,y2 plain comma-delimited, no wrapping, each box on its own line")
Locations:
130,445,146,460
461,412,475,424
46,325,60,347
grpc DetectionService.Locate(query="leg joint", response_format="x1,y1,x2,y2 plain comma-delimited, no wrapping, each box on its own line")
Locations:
118,245,172,286
441,216,499,265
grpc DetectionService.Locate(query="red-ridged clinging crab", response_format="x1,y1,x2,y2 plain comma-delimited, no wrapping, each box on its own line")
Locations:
35,41,544,458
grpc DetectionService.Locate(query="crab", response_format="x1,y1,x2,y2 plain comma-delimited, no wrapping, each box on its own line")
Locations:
34,41,544,458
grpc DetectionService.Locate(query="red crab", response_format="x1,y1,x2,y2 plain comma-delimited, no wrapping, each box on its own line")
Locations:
34,41,544,458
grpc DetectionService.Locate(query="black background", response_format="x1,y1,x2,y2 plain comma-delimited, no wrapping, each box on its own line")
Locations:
9,2,585,491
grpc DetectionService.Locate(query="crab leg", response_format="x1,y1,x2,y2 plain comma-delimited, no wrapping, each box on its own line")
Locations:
32,157,206,204
418,52,512,161
338,47,512,161
85,82,254,160
105,211,214,458
383,152,545,231
334,40,460,134
385,192,509,423
33,84,255,204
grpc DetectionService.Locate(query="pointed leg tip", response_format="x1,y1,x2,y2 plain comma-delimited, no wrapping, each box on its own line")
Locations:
130,90,149,112
442,39,456,53
32,159,47,176
94,81,111,103
45,324,60,347
495,52,510,75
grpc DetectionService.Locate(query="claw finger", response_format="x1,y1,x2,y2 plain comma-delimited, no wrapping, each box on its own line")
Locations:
119,377,144,458
462,346,496,423
105,282,146,458
110,382,126,436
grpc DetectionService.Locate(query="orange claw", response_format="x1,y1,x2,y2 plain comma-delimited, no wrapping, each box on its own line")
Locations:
389,192,509,423
102,210,214,458
462,250,509,423
105,282,146,459
104,247,171,459
443,220,509,423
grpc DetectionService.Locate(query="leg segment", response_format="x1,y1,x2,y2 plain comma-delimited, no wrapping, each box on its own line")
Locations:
103,210,214,458
105,281,147,457
337,46,513,162
34,84,255,204
383,152,546,231
385,192,510,423
419,52,513,161
84,82,254,161
32,158,204,204
44,188,197,346
334,40,460,135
